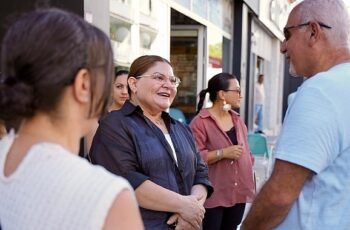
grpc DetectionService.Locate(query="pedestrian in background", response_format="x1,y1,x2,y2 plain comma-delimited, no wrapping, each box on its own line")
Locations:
242,0,350,229
90,55,213,230
86,69,130,154
0,8,143,229
190,73,255,230
109,69,129,111
254,74,265,133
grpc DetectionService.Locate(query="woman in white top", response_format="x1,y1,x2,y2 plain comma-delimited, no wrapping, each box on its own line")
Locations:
0,8,143,230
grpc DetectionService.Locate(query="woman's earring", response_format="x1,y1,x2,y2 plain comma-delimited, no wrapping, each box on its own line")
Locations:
222,100,231,112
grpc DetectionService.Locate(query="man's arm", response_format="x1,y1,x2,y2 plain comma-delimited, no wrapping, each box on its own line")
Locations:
241,159,312,230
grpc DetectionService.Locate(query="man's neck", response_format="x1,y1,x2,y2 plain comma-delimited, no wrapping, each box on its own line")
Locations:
307,47,350,77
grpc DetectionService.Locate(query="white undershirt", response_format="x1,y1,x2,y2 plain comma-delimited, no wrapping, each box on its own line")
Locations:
164,134,178,165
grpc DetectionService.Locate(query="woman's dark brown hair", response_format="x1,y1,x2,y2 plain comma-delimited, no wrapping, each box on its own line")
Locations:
0,8,114,127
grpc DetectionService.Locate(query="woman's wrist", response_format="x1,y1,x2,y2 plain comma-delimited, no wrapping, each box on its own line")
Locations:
216,149,223,160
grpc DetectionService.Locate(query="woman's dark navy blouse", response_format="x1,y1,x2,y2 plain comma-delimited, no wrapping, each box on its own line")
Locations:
90,100,213,229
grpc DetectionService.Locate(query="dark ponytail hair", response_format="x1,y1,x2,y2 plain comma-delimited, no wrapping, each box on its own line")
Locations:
0,8,113,128
196,89,208,114
196,72,237,113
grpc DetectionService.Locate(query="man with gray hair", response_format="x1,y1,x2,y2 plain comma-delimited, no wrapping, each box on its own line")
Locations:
241,0,350,229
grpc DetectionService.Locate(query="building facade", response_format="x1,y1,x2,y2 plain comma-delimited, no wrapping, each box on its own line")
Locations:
234,0,289,135
0,0,294,135
106,0,234,122
101,0,291,134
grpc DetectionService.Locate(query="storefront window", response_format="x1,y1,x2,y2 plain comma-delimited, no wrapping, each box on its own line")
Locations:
192,0,207,19
140,0,152,15
173,0,190,9
170,35,198,121
207,27,223,78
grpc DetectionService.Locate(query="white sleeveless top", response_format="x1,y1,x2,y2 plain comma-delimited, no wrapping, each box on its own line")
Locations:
0,131,132,230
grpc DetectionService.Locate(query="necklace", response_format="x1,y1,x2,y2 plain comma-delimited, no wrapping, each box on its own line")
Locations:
143,112,163,126
154,118,163,126
144,114,168,133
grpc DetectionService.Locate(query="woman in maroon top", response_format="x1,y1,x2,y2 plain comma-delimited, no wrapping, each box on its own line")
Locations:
190,73,255,230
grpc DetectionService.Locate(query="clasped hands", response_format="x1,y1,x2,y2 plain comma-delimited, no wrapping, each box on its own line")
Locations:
167,194,205,230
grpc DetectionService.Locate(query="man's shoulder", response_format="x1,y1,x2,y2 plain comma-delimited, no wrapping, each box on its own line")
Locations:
304,63,350,88
318,62,350,78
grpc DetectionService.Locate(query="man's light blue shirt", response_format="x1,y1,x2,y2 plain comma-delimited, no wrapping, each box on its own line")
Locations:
274,63,350,230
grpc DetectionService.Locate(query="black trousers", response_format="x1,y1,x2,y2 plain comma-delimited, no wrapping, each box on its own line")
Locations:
202,203,246,230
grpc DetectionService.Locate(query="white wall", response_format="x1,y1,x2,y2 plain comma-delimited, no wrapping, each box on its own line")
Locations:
109,0,170,66
84,0,110,35
258,0,289,41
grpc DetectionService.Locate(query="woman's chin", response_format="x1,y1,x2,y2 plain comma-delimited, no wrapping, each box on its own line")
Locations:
155,103,172,112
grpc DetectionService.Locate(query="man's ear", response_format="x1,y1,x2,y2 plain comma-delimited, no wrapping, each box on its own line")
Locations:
128,76,137,94
73,69,91,103
309,21,320,45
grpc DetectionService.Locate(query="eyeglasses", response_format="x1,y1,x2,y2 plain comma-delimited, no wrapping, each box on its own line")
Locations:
136,73,181,87
283,21,332,41
225,89,241,94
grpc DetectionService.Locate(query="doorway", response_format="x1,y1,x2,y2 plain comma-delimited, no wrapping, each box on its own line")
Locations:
170,9,206,123
248,55,265,132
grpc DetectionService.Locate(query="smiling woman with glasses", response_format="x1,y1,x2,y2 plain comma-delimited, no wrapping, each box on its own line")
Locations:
190,72,255,230
90,55,213,230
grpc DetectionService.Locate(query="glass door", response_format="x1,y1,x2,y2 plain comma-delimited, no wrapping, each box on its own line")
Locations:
170,25,206,123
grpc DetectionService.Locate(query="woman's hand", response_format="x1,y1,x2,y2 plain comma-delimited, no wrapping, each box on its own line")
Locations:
177,195,205,229
176,216,199,230
223,145,243,160
167,214,199,230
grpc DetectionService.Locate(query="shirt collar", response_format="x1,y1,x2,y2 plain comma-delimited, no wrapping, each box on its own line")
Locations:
198,108,240,118
121,100,175,124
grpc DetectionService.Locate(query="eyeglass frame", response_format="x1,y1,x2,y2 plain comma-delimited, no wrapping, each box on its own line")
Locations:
224,88,241,94
283,21,332,41
135,72,181,88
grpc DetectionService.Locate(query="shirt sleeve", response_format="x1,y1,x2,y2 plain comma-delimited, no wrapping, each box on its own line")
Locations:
189,117,209,162
275,86,340,173
90,115,149,189
193,150,214,198
236,118,255,164
187,124,213,197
